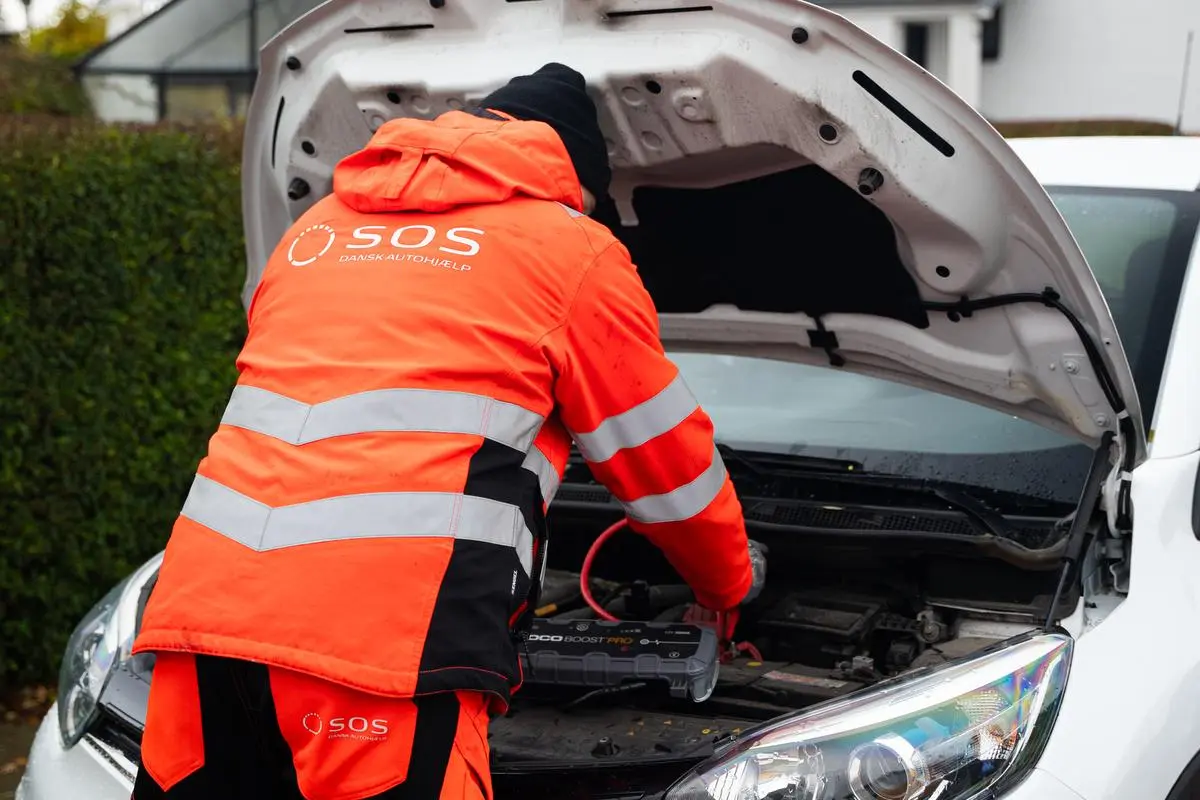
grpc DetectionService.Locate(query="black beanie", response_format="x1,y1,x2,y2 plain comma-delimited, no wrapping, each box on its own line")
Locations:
474,63,612,201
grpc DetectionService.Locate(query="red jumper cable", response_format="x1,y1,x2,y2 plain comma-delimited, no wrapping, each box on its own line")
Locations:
579,518,762,663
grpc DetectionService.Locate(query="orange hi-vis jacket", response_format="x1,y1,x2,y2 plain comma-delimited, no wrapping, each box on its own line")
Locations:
133,110,753,710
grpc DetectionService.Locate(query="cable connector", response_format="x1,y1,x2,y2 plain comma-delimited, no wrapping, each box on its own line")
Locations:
807,316,846,368
1039,286,1062,306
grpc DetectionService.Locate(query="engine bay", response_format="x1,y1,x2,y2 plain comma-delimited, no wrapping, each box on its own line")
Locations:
108,464,1078,776
487,507,1057,767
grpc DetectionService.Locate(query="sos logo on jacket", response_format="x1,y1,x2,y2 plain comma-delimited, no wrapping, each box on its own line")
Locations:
286,224,338,267
286,223,484,270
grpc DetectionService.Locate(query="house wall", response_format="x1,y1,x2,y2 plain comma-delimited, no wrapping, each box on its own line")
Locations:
82,0,1199,131
981,0,1200,133
836,5,985,107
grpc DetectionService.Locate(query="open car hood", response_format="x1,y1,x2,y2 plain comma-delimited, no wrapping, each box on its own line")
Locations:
241,0,1144,465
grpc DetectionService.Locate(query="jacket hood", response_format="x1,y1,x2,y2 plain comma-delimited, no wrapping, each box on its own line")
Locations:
332,110,584,215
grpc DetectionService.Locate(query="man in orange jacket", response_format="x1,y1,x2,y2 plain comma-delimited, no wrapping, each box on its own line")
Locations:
130,63,764,800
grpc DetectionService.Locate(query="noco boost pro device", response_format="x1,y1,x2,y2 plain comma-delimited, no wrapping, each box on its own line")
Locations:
519,618,721,702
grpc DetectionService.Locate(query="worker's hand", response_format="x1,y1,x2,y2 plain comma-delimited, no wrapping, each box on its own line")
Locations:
741,539,768,605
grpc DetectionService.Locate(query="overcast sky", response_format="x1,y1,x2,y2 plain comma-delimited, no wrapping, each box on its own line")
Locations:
1,0,167,31
2,0,85,29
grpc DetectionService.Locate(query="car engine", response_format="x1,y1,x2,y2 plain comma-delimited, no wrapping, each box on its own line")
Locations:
486,513,1047,767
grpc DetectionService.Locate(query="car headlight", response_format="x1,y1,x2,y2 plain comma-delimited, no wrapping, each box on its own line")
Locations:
57,552,163,748
665,632,1071,800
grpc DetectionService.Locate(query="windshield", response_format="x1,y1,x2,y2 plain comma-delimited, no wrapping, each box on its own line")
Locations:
670,186,1200,504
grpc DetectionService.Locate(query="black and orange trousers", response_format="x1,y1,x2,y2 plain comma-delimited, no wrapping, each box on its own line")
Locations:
131,654,492,800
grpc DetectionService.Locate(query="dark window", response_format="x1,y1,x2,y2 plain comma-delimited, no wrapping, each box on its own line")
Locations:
982,4,1003,61
1045,186,1200,428
160,74,257,121
903,22,930,68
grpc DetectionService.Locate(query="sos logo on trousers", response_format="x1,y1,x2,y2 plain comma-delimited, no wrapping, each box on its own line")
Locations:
303,712,390,737
287,223,485,267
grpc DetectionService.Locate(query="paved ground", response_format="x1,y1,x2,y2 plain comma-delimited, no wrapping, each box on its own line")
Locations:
0,721,36,799
0,688,53,798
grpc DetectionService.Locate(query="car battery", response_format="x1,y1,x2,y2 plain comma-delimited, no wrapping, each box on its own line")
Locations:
519,618,721,702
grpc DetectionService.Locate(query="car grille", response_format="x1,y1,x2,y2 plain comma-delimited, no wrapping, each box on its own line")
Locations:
92,708,142,764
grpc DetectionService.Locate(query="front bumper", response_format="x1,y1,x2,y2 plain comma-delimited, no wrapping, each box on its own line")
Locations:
17,704,1087,800
17,703,134,800
996,770,1086,800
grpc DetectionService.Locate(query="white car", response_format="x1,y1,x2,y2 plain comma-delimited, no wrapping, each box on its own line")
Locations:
19,0,1200,799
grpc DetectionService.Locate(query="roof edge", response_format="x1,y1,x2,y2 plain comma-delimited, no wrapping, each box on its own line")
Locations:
74,0,189,76
818,0,998,8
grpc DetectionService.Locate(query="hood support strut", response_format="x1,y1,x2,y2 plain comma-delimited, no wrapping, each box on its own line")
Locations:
1044,430,1116,628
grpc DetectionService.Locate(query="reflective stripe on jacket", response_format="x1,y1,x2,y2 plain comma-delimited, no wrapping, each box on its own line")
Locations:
133,110,752,709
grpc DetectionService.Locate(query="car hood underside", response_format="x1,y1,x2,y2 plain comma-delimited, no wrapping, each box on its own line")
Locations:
241,0,1143,463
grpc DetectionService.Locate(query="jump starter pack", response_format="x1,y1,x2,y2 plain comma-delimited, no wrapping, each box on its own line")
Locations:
518,618,721,703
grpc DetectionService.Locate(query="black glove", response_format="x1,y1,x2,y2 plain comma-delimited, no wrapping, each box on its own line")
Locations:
741,539,768,605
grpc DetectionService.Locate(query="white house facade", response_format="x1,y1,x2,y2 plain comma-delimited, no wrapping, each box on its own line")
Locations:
826,0,995,109
77,0,1199,134
981,0,1199,134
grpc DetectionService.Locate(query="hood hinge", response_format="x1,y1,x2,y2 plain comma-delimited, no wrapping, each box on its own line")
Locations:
1103,424,1133,536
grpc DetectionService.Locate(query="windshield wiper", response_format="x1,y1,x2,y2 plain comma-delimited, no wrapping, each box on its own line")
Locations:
715,441,863,476
568,442,862,476
572,441,1018,541
919,482,1017,541
713,442,1016,540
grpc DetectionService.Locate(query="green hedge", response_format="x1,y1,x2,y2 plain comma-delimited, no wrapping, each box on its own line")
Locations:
994,119,1178,138
0,47,91,116
0,116,247,686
